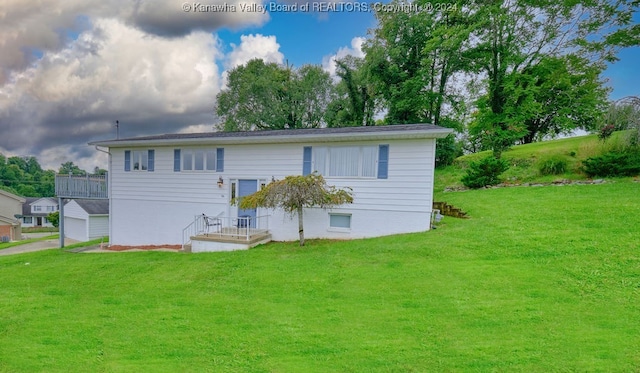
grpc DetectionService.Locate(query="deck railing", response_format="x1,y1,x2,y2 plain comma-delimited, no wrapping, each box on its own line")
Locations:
55,174,108,199
182,214,269,249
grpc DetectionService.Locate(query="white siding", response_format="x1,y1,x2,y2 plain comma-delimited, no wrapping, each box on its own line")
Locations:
88,216,109,240
64,217,87,241
64,200,89,220
109,138,437,245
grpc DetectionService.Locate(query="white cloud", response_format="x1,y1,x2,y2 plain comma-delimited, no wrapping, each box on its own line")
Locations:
322,36,366,79
0,0,267,83
0,18,223,170
224,34,285,70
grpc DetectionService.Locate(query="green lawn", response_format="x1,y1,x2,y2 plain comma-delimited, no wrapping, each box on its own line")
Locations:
1,181,639,371
0,234,59,251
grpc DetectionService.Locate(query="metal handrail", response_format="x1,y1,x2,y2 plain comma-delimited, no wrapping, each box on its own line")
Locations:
182,214,270,249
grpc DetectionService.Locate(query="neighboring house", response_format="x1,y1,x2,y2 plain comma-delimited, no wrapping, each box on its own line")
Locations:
63,199,109,242
90,124,452,247
21,197,58,228
0,189,26,241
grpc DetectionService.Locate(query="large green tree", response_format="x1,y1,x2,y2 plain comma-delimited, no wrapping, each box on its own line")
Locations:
365,0,472,126
216,59,334,131
325,56,376,127
469,0,638,157
0,155,56,197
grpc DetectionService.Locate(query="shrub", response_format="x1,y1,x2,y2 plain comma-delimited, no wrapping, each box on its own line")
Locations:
461,156,509,188
582,151,640,177
598,124,616,140
538,155,569,175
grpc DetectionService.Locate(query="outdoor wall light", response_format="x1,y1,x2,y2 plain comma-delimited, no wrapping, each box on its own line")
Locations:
217,177,224,187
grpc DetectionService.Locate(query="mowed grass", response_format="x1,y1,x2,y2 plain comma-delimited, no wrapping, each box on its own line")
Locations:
435,132,632,192
1,182,640,372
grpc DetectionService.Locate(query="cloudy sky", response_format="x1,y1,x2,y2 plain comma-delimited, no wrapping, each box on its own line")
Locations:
0,1,638,171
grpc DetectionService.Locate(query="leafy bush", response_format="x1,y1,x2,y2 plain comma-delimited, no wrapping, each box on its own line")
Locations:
582,151,640,177
538,155,569,175
461,156,509,188
598,124,616,140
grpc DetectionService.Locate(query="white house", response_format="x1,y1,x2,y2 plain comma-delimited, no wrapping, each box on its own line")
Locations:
90,124,452,249
63,199,109,242
21,197,58,228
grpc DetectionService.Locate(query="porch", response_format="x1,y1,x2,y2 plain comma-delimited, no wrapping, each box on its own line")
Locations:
182,214,271,252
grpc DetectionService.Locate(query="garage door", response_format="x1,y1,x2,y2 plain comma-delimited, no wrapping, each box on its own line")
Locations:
64,217,87,242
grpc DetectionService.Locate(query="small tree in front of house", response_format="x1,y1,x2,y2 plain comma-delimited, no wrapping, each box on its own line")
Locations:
47,211,59,228
237,173,353,246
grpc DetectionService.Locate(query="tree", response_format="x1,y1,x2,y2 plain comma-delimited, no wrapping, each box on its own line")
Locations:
237,173,353,246
47,211,59,228
216,59,334,131
0,154,54,197
605,96,640,145
519,56,608,143
93,167,108,176
325,56,375,127
59,162,86,176
469,0,638,157
363,1,473,165
365,0,472,127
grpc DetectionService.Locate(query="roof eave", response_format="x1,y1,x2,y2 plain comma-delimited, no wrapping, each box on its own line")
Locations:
89,128,454,148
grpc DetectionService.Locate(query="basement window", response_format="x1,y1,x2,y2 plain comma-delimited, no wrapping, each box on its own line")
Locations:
329,213,351,231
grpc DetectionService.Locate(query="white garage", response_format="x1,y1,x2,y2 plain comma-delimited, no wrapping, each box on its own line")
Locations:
63,199,109,242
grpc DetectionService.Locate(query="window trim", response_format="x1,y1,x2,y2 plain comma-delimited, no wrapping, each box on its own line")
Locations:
328,213,352,232
176,148,223,172
125,149,154,172
311,145,379,179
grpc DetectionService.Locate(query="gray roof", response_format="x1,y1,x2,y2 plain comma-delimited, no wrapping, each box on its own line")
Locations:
71,199,109,215
90,124,453,147
22,197,58,217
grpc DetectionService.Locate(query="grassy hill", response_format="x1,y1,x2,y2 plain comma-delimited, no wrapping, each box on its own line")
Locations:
435,131,632,193
1,180,639,371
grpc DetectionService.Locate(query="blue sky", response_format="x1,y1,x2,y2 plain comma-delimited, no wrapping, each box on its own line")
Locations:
218,7,376,67
0,1,637,171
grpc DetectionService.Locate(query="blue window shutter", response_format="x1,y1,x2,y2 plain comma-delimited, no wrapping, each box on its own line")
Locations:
124,150,131,172
303,146,312,175
174,149,181,172
377,144,389,179
147,150,155,172
216,148,224,172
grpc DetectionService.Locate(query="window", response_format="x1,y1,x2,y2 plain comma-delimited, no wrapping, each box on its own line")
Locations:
34,206,42,212
125,150,154,172
46,206,55,212
133,150,148,170
23,217,33,224
329,213,351,230
175,148,224,172
44,218,49,224
313,146,378,178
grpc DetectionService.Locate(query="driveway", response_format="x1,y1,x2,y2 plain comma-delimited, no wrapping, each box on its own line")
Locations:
0,236,78,256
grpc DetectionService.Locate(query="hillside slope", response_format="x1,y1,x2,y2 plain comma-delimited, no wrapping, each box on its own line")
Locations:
435,132,631,193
